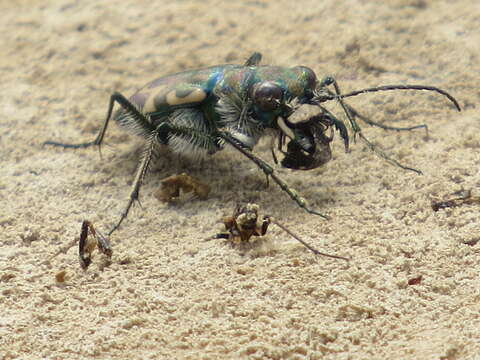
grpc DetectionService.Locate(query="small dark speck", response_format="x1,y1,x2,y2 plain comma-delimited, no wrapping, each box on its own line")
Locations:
76,23,86,32
225,52,237,62
408,275,422,286
166,36,177,44
91,51,104,59
410,0,427,9
464,238,479,246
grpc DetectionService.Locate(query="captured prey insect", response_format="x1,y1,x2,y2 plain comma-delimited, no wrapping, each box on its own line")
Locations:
45,52,461,239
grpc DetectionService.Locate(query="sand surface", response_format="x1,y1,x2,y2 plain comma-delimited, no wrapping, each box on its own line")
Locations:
1,0,479,359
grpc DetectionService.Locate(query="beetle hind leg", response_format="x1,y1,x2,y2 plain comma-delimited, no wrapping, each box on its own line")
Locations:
44,92,154,150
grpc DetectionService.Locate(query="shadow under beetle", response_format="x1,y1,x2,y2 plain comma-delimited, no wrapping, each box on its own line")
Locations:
45,52,461,237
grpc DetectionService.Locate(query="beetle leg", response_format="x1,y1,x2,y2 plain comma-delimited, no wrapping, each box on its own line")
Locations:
219,131,330,219
269,133,280,165
108,131,157,235
109,121,223,234
260,215,271,236
45,92,154,150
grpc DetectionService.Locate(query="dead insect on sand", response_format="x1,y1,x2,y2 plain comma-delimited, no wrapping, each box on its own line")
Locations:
216,203,349,261
78,220,112,269
154,173,210,203
431,189,480,212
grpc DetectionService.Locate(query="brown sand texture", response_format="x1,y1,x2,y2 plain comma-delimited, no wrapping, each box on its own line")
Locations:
1,0,479,359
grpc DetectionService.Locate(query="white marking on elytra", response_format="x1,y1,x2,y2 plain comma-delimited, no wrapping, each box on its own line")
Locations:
142,89,159,114
277,116,295,140
166,88,206,106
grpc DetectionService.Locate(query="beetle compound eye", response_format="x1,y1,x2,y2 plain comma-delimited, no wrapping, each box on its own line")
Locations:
251,81,283,111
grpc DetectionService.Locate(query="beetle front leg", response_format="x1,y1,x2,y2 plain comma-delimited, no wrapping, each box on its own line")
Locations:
219,131,330,219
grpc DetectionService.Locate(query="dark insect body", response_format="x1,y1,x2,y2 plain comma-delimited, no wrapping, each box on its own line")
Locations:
45,52,461,238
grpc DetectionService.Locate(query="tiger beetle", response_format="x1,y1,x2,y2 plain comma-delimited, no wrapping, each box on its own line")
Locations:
45,52,461,239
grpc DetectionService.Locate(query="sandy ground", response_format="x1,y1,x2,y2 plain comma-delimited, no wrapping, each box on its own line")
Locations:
1,0,479,359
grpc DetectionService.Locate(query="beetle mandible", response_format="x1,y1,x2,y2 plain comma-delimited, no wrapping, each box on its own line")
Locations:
45,52,461,237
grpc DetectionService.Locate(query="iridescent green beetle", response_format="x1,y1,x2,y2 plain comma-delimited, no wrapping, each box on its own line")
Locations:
46,52,460,236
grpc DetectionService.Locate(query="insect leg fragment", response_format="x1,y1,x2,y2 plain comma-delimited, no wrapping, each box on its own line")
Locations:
79,220,112,269
244,52,262,66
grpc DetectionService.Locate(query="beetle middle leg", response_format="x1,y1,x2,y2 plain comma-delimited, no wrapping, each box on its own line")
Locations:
219,131,330,219
108,115,223,235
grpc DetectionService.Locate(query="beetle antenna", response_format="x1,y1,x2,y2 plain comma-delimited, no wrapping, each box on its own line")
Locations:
313,77,425,174
339,85,461,111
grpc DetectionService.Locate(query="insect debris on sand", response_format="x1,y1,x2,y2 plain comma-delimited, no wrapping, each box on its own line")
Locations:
216,203,349,261
154,173,210,203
